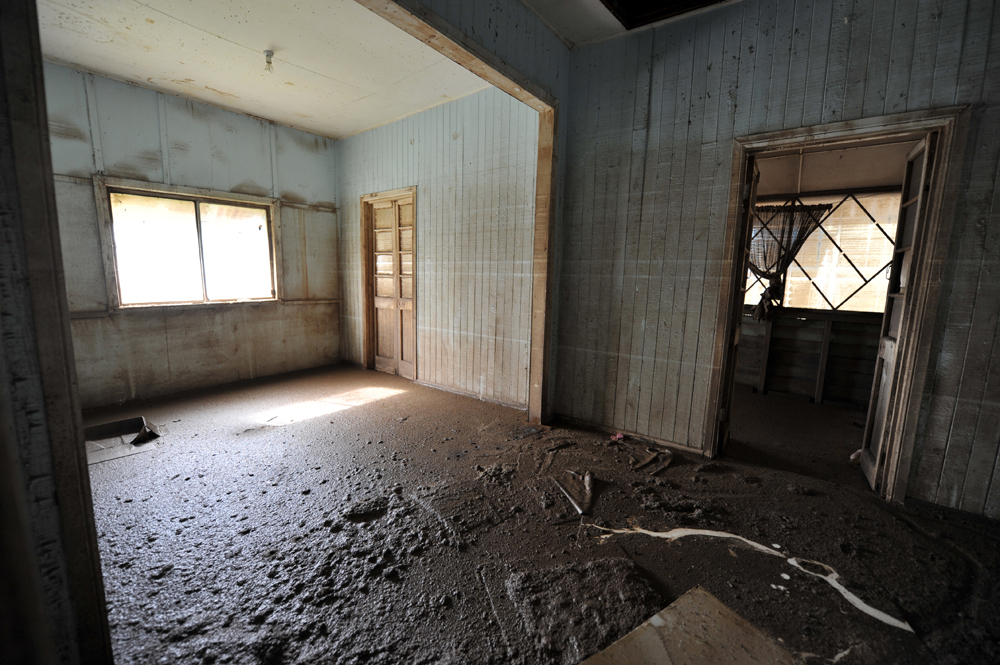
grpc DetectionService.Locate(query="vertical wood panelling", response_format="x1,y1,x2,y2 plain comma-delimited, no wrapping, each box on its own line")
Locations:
862,0,897,118
843,0,875,121
556,0,1000,517
915,104,1000,511
337,87,538,407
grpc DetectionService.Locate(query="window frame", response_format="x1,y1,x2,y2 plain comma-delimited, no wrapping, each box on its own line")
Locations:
743,186,902,314
93,176,283,310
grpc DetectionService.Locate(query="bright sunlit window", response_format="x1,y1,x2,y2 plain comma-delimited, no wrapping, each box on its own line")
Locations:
109,191,274,306
744,192,900,313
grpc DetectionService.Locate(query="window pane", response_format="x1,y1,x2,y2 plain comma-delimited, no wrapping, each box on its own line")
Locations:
783,193,899,312
375,230,393,252
199,203,273,300
743,270,765,306
374,206,393,229
375,254,393,275
110,193,203,305
399,202,413,227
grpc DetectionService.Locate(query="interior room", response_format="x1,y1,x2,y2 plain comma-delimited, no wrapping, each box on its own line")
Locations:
2,1,1000,664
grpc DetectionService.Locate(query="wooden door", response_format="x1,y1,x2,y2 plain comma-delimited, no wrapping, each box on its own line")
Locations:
369,194,415,380
716,157,759,454
861,138,931,489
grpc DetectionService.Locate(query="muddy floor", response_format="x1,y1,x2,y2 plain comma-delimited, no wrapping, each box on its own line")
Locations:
86,367,1000,664
727,383,871,490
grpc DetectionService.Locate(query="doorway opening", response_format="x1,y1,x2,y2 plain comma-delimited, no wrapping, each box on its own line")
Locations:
362,188,417,380
709,108,967,501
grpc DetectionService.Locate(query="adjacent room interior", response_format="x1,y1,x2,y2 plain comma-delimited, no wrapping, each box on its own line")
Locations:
727,139,917,487
3,1,1000,664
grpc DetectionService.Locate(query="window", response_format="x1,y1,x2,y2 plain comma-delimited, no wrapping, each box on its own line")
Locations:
108,191,275,306
744,192,899,313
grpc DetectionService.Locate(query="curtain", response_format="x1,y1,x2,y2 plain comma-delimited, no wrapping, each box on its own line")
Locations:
749,202,832,320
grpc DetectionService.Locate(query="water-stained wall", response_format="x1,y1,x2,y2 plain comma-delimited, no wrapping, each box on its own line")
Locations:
45,63,340,407
555,0,1000,517
337,87,538,407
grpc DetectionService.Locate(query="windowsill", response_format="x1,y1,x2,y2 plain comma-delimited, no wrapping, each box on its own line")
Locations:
119,298,278,310
69,298,340,319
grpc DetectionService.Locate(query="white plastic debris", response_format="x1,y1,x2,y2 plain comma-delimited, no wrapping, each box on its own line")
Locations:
590,524,914,633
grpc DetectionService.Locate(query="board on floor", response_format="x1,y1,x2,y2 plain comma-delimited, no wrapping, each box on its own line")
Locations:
582,586,800,665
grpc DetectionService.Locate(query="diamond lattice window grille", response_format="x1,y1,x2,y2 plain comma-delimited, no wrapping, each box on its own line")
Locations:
744,192,899,313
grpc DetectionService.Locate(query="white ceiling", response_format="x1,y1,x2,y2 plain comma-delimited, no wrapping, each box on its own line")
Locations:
520,0,625,48
37,0,492,139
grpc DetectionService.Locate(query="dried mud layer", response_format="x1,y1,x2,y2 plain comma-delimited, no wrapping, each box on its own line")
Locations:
87,367,1000,665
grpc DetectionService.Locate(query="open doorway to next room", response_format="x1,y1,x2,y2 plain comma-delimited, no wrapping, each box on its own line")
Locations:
725,140,917,488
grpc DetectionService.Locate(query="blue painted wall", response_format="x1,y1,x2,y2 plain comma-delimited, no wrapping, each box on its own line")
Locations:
45,63,341,407
338,87,539,406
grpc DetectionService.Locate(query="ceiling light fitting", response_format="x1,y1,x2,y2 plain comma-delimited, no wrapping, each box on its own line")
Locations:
263,50,274,75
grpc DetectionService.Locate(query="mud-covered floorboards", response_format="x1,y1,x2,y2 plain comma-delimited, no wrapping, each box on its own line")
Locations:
86,367,1000,664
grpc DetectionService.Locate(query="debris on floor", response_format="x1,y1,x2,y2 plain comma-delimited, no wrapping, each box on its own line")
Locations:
85,367,1000,665
552,469,594,514
546,440,576,452
631,447,674,475
475,463,517,484
582,586,799,665
513,425,545,440
536,438,577,474
85,416,160,444
84,416,161,465
629,448,659,469
589,523,914,632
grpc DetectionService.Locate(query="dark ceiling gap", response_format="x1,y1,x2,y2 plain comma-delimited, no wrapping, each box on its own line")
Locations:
599,0,729,30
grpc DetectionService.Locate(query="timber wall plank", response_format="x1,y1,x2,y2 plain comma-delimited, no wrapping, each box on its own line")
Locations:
337,87,539,407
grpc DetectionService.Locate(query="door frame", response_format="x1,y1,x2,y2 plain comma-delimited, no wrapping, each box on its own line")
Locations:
361,187,417,375
706,106,969,504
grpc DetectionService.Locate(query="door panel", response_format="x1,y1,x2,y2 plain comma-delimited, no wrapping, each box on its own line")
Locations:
861,138,930,489
716,157,759,454
375,307,395,373
367,194,415,379
399,307,414,379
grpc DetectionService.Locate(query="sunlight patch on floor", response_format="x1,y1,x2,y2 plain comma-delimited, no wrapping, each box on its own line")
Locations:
255,386,406,425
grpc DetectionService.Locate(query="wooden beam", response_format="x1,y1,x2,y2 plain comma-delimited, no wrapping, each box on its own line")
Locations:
529,108,557,423
1,1,112,661
737,106,968,152
352,0,556,112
